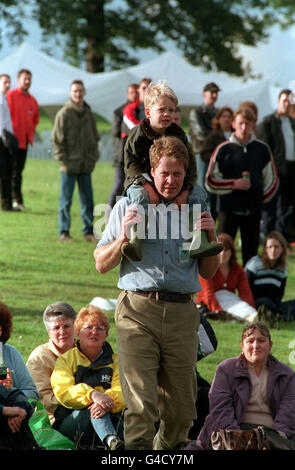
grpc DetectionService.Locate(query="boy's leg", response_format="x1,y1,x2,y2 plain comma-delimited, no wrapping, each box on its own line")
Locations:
121,184,148,261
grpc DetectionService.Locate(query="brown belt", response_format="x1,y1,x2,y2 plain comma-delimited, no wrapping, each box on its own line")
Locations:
128,290,192,303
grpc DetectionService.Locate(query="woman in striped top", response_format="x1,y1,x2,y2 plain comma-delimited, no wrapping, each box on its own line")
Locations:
245,231,295,321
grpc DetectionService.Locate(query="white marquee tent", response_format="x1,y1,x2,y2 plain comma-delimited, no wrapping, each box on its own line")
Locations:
0,42,280,122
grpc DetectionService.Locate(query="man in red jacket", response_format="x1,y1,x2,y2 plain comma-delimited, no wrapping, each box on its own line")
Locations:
6,69,39,211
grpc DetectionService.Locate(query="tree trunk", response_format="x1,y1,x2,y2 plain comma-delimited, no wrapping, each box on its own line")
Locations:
85,0,105,73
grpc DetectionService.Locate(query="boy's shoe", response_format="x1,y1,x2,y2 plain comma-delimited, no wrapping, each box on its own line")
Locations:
121,239,143,261
189,230,223,258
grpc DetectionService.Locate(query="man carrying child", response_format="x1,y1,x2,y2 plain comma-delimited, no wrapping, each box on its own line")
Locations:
94,135,221,450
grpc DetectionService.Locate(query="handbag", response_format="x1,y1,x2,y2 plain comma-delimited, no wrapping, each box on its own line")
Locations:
211,427,268,450
2,128,19,155
197,313,218,361
28,400,75,450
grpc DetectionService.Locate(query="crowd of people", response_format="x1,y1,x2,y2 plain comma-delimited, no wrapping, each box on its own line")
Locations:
1,73,295,452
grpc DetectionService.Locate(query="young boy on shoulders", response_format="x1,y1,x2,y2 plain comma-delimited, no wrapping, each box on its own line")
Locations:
122,81,223,261
124,81,196,206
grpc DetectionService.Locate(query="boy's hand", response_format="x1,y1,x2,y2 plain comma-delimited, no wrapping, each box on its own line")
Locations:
173,189,189,208
142,182,160,204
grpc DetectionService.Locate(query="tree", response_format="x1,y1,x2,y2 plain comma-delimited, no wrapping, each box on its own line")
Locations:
0,1,28,49
6,0,295,76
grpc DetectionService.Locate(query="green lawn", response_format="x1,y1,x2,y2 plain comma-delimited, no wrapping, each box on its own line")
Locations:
1,158,295,383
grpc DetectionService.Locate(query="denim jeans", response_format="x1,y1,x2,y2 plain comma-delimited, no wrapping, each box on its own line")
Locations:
58,173,94,235
58,409,117,447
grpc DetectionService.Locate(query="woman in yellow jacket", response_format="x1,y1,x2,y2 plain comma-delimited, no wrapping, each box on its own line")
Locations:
51,305,125,450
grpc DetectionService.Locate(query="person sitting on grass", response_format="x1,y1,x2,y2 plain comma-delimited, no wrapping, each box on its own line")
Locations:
196,233,257,323
27,301,76,424
186,321,295,450
121,80,223,262
0,302,38,400
51,305,126,450
245,230,295,321
0,383,40,450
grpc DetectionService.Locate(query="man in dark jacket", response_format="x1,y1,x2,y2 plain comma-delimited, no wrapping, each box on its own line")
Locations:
189,82,221,189
51,79,100,242
257,88,295,243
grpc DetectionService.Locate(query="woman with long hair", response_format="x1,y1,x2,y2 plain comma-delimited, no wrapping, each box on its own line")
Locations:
200,106,234,164
200,106,233,218
245,230,295,320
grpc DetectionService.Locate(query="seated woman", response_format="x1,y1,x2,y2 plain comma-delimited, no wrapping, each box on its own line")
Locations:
51,305,125,450
245,230,295,321
196,233,257,322
27,301,76,425
0,302,39,400
187,321,295,450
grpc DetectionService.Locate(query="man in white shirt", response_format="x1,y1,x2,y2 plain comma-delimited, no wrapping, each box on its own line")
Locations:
0,74,14,211
257,89,295,244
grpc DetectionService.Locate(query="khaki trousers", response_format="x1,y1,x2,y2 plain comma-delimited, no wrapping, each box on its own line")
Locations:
115,291,200,449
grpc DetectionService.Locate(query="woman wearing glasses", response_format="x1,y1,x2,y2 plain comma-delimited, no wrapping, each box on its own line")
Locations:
51,305,125,450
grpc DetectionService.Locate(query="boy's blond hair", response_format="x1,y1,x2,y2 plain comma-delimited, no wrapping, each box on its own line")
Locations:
144,80,178,109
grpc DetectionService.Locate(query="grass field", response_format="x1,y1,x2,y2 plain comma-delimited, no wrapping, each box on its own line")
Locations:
1,157,295,384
